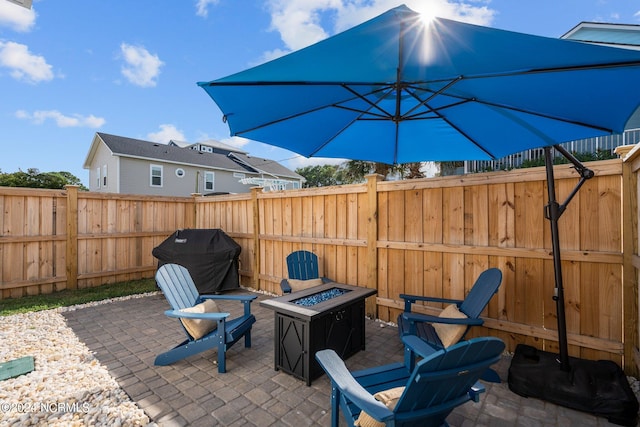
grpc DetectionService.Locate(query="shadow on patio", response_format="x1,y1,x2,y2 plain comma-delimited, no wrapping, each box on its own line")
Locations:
62,291,619,426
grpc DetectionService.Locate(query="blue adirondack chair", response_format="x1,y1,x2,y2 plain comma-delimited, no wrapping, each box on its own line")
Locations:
397,268,502,382
398,268,502,346
154,263,257,373
280,250,331,293
316,335,505,427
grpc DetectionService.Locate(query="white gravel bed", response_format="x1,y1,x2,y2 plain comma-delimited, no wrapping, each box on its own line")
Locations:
0,294,158,427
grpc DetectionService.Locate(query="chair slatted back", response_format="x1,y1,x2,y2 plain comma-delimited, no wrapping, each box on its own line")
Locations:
459,268,502,319
395,337,504,417
156,264,200,310
286,250,320,280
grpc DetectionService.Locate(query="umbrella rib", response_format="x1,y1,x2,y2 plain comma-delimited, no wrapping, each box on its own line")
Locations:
233,105,328,136
307,114,364,158
402,80,616,134
404,99,470,120
306,87,395,158
482,99,614,133
231,89,374,136
442,92,616,134
341,84,394,119
203,80,395,87
206,80,398,120
401,77,463,120
433,113,497,159
454,59,640,82
333,104,389,119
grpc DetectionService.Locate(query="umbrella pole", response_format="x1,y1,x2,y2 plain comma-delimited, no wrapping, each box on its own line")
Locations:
544,147,570,371
543,145,594,372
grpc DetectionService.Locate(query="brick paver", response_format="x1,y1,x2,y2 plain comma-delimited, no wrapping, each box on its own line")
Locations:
63,292,625,426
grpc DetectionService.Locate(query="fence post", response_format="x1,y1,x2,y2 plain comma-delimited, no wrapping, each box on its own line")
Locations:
251,187,261,289
366,174,383,318
616,145,639,376
191,193,201,227
65,185,79,290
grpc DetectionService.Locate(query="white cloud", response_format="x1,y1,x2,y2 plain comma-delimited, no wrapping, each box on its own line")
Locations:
265,0,495,54
147,124,185,143
0,0,36,32
266,0,341,52
15,110,106,128
195,0,219,18
0,41,53,83
120,43,164,87
221,136,250,148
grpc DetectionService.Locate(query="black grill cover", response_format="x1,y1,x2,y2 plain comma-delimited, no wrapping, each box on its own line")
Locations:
152,229,241,294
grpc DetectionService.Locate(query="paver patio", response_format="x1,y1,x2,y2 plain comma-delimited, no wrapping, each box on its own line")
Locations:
62,290,624,426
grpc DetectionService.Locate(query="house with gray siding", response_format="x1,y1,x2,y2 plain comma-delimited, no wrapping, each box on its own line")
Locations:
83,132,303,196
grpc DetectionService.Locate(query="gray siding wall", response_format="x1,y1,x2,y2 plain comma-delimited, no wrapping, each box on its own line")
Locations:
88,143,119,192
627,108,640,129
210,170,254,194
118,157,253,196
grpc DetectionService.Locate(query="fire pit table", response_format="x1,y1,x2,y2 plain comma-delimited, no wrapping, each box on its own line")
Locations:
260,282,376,385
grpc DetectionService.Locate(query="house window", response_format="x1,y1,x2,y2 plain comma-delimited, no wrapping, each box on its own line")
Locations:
150,165,163,187
96,167,101,189
204,171,215,191
175,168,185,178
102,165,107,187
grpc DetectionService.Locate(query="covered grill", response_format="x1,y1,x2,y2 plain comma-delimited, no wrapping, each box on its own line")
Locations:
152,229,241,294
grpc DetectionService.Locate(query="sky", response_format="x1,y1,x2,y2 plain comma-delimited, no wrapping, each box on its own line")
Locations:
1,0,640,186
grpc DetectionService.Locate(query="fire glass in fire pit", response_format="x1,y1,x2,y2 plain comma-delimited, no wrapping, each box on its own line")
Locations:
292,287,351,307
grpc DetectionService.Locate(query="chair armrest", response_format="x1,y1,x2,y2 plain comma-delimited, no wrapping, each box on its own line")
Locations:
200,294,256,317
164,309,230,320
315,349,394,424
402,335,441,358
402,312,484,326
399,293,463,304
399,294,463,312
200,294,257,302
401,335,438,360
280,279,292,294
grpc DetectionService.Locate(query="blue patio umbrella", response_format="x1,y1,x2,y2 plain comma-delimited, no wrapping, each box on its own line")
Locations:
199,4,640,164
199,5,640,422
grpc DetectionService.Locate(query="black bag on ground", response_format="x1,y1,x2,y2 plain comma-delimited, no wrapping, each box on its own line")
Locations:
152,229,241,294
508,344,638,426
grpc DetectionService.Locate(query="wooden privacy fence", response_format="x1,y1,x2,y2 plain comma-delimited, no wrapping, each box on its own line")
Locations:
0,187,195,296
0,158,637,374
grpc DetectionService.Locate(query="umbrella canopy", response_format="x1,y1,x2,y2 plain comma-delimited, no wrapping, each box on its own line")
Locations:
198,4,640,165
